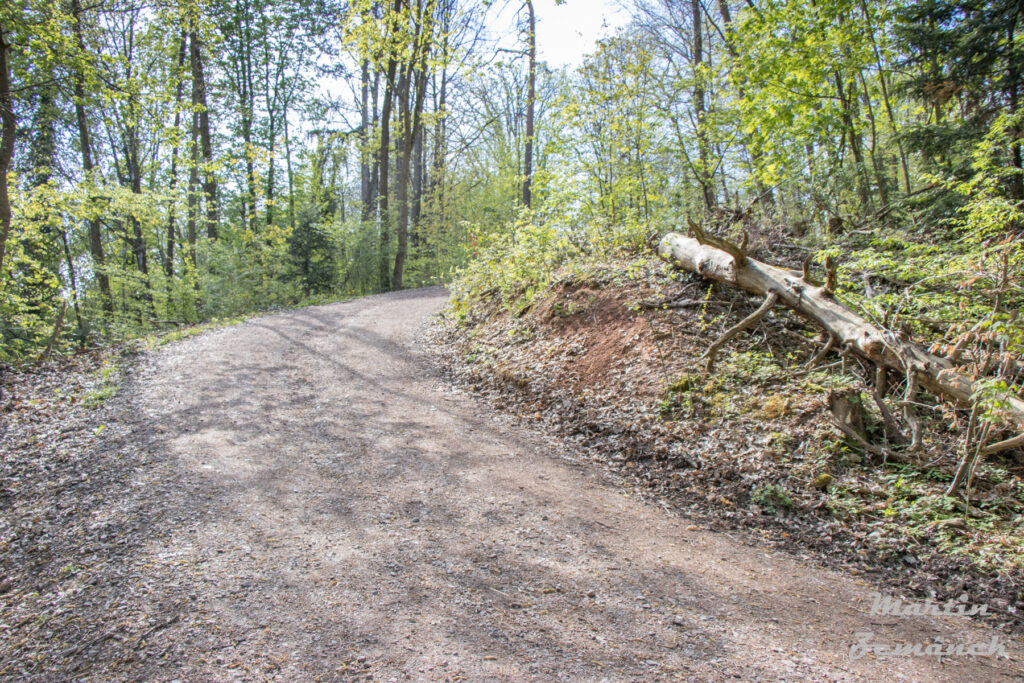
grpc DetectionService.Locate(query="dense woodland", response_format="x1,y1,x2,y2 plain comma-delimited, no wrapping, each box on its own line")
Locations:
0,0,1022,375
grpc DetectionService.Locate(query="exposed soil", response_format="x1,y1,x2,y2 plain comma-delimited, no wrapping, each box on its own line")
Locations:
2,287,1023,681
437,258,1024,637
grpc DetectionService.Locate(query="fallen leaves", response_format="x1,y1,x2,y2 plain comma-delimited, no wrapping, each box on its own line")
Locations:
431,255,1024,634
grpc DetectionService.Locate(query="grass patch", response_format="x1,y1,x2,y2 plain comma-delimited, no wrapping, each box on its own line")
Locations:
82,359,121,408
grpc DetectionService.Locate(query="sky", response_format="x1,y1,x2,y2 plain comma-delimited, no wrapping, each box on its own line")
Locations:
491,0,632,69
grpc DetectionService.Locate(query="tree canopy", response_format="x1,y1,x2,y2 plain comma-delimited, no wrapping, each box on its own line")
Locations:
0,0,1020,365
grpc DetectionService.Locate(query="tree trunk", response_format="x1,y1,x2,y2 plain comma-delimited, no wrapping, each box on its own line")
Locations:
378,5,401,291
360,59,373,221
522,0,536,209
656,230,1024,433
70,0,112,311
691,0,715,210
1006,14,1023,201
392,0,435,291
60,228,86,342
186,110,199,270
166,34,188,282
411,117,423,246
283,108,295,231
717,0,773,207
369,68,381,223
190,30,219,239
0,24,15,278
859,0,911,194
835,72,872,212
266,115,276,227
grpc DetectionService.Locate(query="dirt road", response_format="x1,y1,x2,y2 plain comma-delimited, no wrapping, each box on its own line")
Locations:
25,288,1024,680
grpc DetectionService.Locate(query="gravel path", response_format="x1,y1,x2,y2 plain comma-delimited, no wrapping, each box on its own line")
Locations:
27,287,1024,680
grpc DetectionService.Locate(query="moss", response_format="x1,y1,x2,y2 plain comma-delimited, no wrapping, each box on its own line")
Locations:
812,473,834,490
666,373,698,394
760,395,790,420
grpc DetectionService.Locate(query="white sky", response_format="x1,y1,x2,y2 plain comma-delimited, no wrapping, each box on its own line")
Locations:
491,0,632,69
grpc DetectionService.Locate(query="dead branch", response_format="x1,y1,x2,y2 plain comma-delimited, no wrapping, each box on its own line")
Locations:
802,255,823,286
688,218,748,268
656,230,1024,437
980,431,1024,455
903,370,923,451
806,333,836,369
703,292,778,370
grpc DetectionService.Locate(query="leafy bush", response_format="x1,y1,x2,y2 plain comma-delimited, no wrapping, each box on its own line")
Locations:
448,215,580,321
752,483,794,513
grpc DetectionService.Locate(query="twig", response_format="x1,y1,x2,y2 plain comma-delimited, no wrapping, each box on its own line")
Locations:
63,625,122,659
132,614,180,649
829,414,902,463
948,404,981,496
637,298,728,310
902,367,922,451
788,360,843,378
38,301,67,363
870,381,907,445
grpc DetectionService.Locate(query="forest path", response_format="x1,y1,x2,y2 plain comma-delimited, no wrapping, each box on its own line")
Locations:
109,287,1020,681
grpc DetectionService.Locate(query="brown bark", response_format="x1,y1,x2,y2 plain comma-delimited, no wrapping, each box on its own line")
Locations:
378,0,403,290
190,31,219,239
70,0,112,311
393,0,435,291
0,23,15,278
166,34,188,281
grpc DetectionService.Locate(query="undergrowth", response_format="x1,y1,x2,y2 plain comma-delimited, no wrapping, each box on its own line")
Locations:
443,230,1024,600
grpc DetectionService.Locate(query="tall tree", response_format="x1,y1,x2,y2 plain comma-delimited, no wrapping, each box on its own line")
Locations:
522,0,536,209
0,22,15,277
190,27,219,238
70,0,112,311
393,0,436,290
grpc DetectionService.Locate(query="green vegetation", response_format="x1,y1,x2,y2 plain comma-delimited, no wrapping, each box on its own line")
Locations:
4,0,1024,574
82,359,121,408
753,484,795,514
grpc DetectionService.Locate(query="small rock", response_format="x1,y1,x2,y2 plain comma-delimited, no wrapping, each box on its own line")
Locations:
0,580,11,594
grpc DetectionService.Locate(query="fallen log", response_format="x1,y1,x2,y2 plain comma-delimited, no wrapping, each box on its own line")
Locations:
656,224,1024,438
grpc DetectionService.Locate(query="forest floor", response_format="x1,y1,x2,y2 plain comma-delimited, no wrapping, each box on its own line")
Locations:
1,287,1023,681
438,254,1024,637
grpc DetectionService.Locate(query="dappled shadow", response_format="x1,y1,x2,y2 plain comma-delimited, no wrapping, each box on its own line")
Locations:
43,288,1023,681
